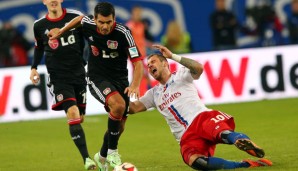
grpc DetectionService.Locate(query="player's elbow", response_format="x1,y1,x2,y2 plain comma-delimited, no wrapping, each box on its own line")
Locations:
192,63,204,80
197,62,203,75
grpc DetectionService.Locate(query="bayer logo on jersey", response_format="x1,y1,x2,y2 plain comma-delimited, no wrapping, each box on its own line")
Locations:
113,162,138,171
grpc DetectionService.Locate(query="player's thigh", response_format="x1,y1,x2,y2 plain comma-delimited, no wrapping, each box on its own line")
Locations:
74,84,87,115
201,110,235,142
180,138,216,165
49,82,77,112
88,79,123,106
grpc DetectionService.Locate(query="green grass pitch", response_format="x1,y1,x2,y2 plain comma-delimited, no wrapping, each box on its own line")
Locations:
0,98,297,171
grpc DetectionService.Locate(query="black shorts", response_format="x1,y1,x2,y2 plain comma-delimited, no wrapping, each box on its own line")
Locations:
88,78,129,115
48,82,87,114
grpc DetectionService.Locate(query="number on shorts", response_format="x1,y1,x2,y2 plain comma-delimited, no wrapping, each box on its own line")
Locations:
210,112,231,123
82,92,87,104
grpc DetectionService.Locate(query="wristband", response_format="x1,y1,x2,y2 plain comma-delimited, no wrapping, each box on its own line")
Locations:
171,54,182,62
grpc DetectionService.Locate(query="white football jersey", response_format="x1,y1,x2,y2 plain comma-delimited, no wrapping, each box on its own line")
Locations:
140,67,209,142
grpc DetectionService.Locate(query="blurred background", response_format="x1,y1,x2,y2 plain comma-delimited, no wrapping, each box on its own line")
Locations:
1,0,298,66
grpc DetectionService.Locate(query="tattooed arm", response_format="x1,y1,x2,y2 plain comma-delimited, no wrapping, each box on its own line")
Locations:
179,56,203,79
152,44,203,80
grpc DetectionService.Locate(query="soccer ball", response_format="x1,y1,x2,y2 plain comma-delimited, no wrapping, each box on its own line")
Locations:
113,162,138,171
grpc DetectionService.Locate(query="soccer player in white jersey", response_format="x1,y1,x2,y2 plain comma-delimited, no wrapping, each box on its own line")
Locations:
129,44,273,170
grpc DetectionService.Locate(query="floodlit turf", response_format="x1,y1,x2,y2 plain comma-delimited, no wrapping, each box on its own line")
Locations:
0,98,297,171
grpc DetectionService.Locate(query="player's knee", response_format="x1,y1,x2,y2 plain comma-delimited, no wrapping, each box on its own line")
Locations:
80,115,85,123
67,105,79,115
190,157,209,170
112,102,126,115
66,105,80,119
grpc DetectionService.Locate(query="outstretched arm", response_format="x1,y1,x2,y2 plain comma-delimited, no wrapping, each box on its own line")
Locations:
152,44,203,80
124,60,143,99
128,101,147,114
48,15,84,39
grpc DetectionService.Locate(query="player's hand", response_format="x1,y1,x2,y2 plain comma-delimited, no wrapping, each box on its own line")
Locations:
152,44,173,59
48,28,61,40
124,86,140,100
30,69,40,85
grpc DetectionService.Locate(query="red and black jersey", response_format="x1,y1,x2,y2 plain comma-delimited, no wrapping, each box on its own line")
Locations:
81,15,143,87
32,8,86,84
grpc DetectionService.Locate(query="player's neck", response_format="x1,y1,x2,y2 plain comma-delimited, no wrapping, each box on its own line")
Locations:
160,71,171,85
48,8,63,19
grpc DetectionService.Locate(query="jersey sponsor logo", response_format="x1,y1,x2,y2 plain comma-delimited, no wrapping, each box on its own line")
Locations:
107,40,118,49
57,94,63,102
128,46,139,58
48,39,59,49
103,87,111,95
158,92,181,111
91,45,99,56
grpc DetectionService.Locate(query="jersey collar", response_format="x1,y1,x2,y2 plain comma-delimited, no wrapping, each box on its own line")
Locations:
46,8,66,22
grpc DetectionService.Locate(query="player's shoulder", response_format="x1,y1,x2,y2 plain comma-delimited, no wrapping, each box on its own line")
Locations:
81,15,95,25
33,15,47,27
65,8,84,16
115,22,131,34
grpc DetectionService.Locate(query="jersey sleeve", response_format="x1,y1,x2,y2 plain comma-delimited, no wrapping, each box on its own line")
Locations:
81,15,93,26
31,22,44,69
66,8,84,16
121,26,144,63
139,88,156,109
176,67,194,83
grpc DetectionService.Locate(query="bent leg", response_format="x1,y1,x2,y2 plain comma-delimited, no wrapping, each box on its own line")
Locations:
190,155,272,170
220,130,265,158
190,154,250,170
106,93,126,150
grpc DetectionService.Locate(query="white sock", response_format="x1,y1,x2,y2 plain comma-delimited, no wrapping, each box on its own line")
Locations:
98,153,106,159
107,149,118,155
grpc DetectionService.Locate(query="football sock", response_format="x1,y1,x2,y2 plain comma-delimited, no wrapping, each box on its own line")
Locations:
107,149,118,155
69,123,89,162
227,132,250,144
207,157,250,169
100,131,109,157
108,113,121,150
221,130,250,144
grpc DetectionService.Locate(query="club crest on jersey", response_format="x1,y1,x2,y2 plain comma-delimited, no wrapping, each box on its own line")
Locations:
107,40,118,49
48,39,59,49
103,88,111,95
57,94,63,101
91,45,99,56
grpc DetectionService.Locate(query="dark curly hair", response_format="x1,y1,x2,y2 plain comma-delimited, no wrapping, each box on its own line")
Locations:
94,2,115,18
